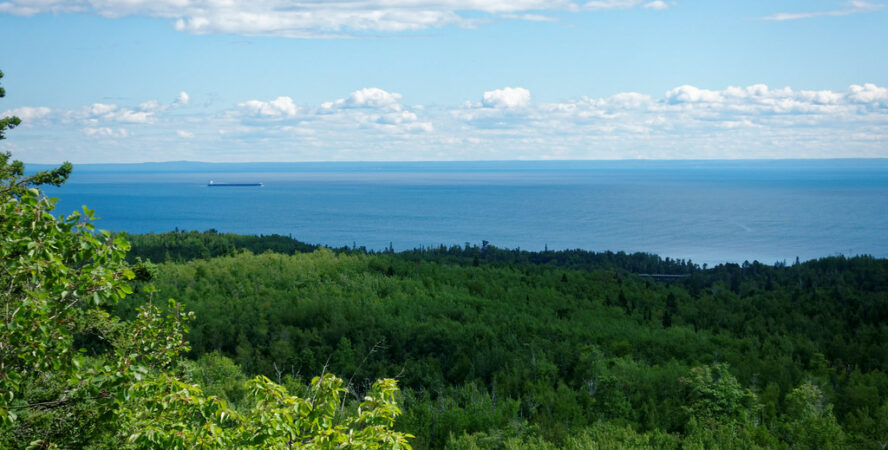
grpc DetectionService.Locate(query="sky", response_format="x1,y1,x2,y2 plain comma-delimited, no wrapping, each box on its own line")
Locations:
0,0,886,163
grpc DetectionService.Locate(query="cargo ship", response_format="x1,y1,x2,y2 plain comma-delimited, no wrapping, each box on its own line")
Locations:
208,180,263,187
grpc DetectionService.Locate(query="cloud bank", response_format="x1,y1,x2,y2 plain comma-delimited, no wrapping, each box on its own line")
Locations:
0,0,669,37
761,1,885,21
4,83,887,162
482,87,532,108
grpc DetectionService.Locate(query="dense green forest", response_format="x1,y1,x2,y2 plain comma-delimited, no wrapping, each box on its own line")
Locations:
114,230,888,448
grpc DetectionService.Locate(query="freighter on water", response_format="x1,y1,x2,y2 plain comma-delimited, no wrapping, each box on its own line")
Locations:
208,180,263,187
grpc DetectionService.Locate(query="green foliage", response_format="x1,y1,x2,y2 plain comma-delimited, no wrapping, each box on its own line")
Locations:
778,382,846,449
186,351,250,405
0,167,133,428
118,373,412,449
446,421,683,449
0,70,22,141
122,229,318,263
679,363,757,427
115,241,888,448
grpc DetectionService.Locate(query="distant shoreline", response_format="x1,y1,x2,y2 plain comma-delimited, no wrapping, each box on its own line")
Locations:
25,158,888,174
119,228,884,269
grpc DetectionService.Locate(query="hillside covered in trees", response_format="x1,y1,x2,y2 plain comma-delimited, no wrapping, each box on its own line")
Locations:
113,230,888,448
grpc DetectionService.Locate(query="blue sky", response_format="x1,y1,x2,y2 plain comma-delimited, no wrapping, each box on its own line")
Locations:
1,0,886,162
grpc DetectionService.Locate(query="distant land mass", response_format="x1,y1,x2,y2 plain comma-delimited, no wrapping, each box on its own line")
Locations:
26,158,888,173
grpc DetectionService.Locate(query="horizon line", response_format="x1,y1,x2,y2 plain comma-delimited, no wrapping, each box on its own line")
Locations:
24,157,888,166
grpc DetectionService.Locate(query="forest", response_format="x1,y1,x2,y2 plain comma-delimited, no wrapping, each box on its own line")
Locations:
110,229,888,448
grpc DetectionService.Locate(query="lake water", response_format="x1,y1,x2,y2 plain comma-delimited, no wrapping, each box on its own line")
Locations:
36,160,888,266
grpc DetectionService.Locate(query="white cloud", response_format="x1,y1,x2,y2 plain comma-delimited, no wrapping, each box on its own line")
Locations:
1,106,52,121
71,93,187,124
449,83,888,158
138,100,161,111
848,83,888,104
345,88,403,109
88,103,117,116
176,91,190,106
237,88,432,134
238,96,300,118
796,89,844,105
482,87,532,108
83,127,129,138
115,110,153,123
78,103,155,123
320,88,411,111
7,83,888,162
139,93,190,112
665,85,724,104
584,0,645,10
761,1,885,21
643,1,670,11
607,92,653,109
500,13,558,21
0,0,670,37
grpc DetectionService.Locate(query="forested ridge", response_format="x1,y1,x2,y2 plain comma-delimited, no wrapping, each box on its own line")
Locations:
115,230,888,448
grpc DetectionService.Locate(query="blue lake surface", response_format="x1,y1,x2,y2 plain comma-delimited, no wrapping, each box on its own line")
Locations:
37,160,888,266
